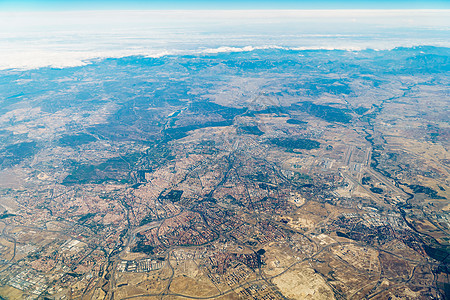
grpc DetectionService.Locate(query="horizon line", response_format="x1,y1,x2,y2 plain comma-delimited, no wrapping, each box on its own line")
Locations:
2,45,448,72
3,8,450,12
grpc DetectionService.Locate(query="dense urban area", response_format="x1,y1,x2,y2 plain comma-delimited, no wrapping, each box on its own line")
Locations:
0,47,448,299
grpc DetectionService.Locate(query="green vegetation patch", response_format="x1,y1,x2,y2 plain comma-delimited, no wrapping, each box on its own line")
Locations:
268,137,320,150
362,176,371,185
297,102,352,123
0,212,16,220
62,152,140,185
370,187,384,194
423,244,450,263
132,233,154,254
293,172,312,181
160,190,184,202
78,212,95,223
164,120,233,141
256,249,266,255
59,133,97,147
1,141,37,166
145,145,175,167
238,125,264,136
354,107,370,115
408,184,445,199
139,214,153,226
286,119,307,125
189,101,245,120
336,231,350,239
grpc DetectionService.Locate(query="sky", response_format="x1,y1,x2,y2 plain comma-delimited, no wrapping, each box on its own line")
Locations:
1,0,450,10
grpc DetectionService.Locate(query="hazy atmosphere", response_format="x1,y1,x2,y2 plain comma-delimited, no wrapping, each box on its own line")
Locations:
1,9,449,69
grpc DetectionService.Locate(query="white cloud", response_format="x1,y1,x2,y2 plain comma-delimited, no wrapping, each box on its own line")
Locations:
0,10,449,70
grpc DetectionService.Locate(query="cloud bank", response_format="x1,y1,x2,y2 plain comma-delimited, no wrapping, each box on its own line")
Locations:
1,10,449,70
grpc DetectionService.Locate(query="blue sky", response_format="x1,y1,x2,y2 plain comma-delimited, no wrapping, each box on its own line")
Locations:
1,0,450,10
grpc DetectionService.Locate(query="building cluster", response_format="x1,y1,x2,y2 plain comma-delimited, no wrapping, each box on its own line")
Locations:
238,283,284,300
3,267,48,297
117,258,164,273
